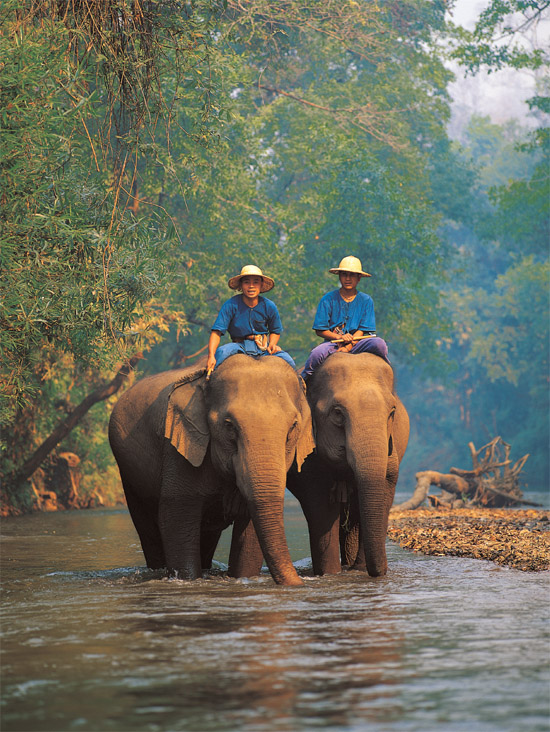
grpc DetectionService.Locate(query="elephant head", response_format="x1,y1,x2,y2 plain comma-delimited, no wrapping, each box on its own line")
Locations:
164,354,314,585
307,352,409,576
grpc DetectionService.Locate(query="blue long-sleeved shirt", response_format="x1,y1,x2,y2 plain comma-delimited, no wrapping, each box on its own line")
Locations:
312,290,375,336
212,295,283,340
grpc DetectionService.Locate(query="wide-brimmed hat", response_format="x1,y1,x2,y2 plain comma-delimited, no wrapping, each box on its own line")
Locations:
329,255,371,278
228,264,275,292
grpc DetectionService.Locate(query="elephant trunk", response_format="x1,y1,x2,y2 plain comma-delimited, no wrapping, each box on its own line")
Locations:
237,449,303,587
348,431,393,577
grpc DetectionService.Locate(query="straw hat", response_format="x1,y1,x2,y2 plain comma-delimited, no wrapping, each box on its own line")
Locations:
329,255,371,278
228,264,275,292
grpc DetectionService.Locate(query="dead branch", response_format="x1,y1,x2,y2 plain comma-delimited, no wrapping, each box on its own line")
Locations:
392,471,469,511
395,437,536,510
478,481,541,508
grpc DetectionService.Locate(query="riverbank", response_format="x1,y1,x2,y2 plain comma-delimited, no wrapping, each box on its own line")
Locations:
387,508,550,571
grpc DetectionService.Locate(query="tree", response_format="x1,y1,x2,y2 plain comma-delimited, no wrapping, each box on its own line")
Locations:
4,0,512,510
448,0,550,73
144,0,458,370
0,0,227,503
398,0,550,489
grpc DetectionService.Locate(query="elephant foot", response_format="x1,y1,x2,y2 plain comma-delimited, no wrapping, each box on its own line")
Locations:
267,560,305,586
365,559,388,577
146,559,166,570
275,573,305,587
167,564,203,581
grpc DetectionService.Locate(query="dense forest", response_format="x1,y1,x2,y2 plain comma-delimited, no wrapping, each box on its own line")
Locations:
1,0,548,513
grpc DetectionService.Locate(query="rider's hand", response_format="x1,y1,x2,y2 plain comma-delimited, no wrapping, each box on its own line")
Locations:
267,343,282,354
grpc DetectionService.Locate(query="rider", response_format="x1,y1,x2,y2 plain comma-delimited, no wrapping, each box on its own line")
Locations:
207,264,296,373
301,255,389,380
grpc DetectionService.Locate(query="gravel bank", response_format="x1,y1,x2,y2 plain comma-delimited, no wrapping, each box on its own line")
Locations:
387,508,550,571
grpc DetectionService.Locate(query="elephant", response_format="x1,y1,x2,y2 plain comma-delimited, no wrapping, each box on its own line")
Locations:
287,352,409,577
108,354,314,586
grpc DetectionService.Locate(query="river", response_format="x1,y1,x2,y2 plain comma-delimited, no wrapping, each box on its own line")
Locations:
1,493,549,732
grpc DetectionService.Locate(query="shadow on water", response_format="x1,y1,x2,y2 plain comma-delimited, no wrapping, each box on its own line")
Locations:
1,495,549,732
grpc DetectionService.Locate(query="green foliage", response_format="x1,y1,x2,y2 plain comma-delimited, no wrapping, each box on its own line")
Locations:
399,105,549,489
143,0,456,371
0,15,166,423
448,0,549,73
462,115,538,189
2,0,548,510
0,1,224,496
448,257,549,385
488,102,549,255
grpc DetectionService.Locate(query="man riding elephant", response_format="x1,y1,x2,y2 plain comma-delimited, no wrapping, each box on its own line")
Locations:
301,255,389,381
207,264,295,374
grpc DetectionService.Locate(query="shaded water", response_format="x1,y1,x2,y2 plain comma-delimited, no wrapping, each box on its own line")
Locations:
1,495,549,732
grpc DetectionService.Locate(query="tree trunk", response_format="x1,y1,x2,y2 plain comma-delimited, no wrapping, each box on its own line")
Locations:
14,355,142,486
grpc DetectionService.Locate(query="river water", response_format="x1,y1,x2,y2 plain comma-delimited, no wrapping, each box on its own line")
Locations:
1,493,549,732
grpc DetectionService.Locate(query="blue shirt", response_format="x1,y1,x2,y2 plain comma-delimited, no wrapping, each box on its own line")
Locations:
312,290,375,335
212,295,283,339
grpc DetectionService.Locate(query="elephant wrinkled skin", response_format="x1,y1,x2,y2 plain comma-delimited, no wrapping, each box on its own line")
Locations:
288,352,409,577
109,355,314,586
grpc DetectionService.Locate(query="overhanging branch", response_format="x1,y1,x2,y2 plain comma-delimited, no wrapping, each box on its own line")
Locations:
14,355,143,487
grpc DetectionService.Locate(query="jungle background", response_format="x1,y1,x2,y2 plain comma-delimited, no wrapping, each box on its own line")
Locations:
1,0,548,514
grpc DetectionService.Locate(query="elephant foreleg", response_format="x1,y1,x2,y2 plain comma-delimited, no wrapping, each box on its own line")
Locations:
124,485,165,570
158,490,205,580
306,497,341,576
293,487,341,575
228,515,264,578
200,526,224,571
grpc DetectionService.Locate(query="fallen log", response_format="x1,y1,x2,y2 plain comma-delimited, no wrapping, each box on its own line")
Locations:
392,471,469,511
393,437,536,510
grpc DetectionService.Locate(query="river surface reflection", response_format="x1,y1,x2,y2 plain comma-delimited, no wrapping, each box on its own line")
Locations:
1,495,549,732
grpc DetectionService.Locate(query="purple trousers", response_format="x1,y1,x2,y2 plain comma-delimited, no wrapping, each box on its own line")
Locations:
301,337,389,380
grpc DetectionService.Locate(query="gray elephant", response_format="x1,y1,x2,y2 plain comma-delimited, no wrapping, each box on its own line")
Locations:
108,354,314,586
287,352,409,577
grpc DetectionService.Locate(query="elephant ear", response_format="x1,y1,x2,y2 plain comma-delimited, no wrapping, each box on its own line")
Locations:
164,369,210,467
295,376,315,472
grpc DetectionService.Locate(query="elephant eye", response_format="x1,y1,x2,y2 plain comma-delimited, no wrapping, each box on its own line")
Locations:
224,418,237,437
330,406,345,426
287,420,298,442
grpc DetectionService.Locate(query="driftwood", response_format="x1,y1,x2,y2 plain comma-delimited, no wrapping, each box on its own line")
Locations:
392,437,539,511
